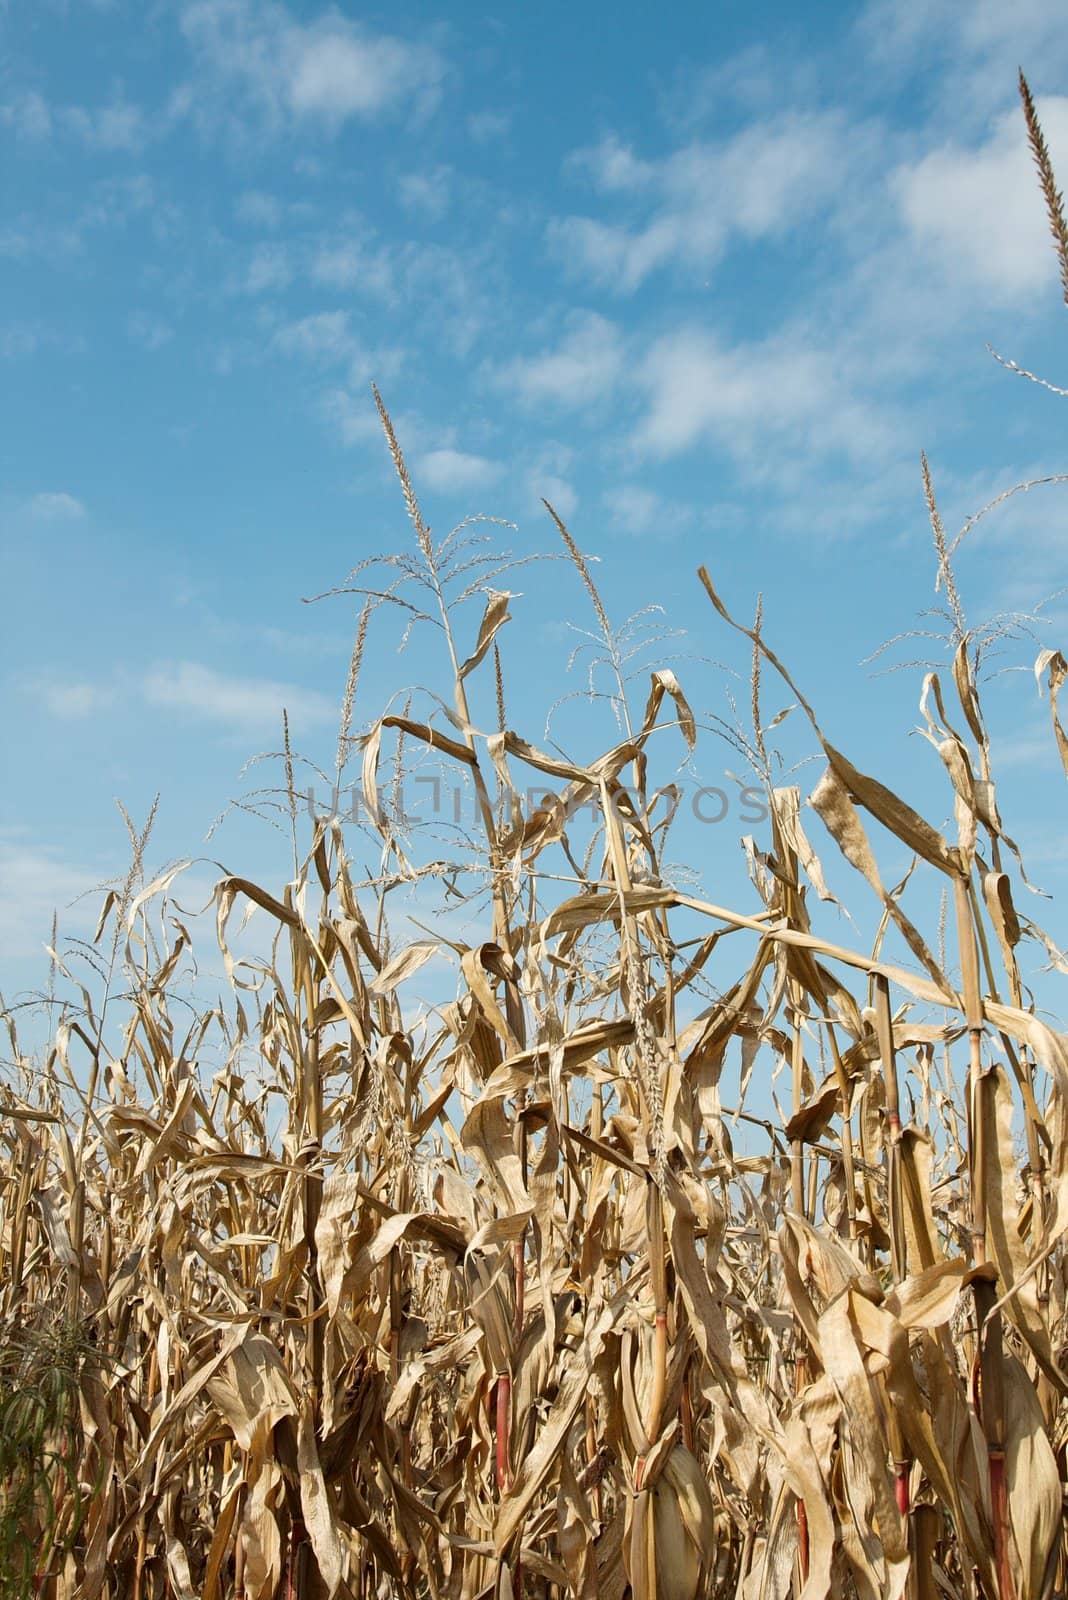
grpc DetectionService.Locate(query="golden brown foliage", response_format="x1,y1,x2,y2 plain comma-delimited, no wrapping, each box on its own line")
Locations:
4,75,1068,1600
4,462,1067,1600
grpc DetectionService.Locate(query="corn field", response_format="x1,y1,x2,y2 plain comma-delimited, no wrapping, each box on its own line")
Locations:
2,70,1068,1600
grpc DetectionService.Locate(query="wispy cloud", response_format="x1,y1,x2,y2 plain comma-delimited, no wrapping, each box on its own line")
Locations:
0,91,52,140
860,0,1068,109
2,89,147,150
27,656,337,733
61,99,146,151
0,836,215,971
0,326,41,359
893,97,1068,302
0,175,161,264
0,324,85,360
523,443,579,523
273,310,396,394
310,231,395,299
321,387,382,447
399,166,453,221
274,310,354,360
535,475,578,521
602,484,695,538
144,661,333,731
0,833,104,962
494,312,624,408
306,229,490,356
242,241,294,294
128,311,174,350
31,678,115,717
29,491,86,520
416,447,502,493
633,325,894,468
180,0,445,131
550,112,851,292
235,189,283,228
467,109,511,144
658,45,822,132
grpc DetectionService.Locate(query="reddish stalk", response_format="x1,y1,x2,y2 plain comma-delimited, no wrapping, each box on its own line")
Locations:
285,1518,307,1600
496,1359,517,1597
680,1360,695,1453
495,1370,512,1493
630,1180,670,1593
875,977,913,1532
955,877,1016,1600
796,1495,810,1584
788,980,812,1583
645,1183,669,1444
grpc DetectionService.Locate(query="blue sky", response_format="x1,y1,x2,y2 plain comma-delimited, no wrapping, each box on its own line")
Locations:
2,0,1068,1020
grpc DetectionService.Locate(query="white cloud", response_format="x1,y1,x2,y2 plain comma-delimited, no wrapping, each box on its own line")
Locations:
602,485,694,538
0,324,83,360
321,388,423,454
0,326,40,358
634,326,893,467
311,234,396,300
0,839,217,972
32,679,115,717
180,0,444,129
80,174,158,234
321,387,386,446
0,91,52,140
568,133,655,192
517,442,579,525
0,176,157,265
495,313,624,408
398,166,452,221
274,310,353,361
62,100,145,152
417,448,502,493
894,98,1068,301
547,215,673,295
860,0,1068,101
0,87,144,153
0,835,104,962
858,0,962,62
243,241,293,294
144,661,333,730
273,311,393,390
29,491,86,520
128,311,174,350
467,109,511,144
660,46,818,130
235,189,283,228
550,112,849,292
288,28,437,120
531,474,578,523
956,0,1063,56
310,233,486,354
